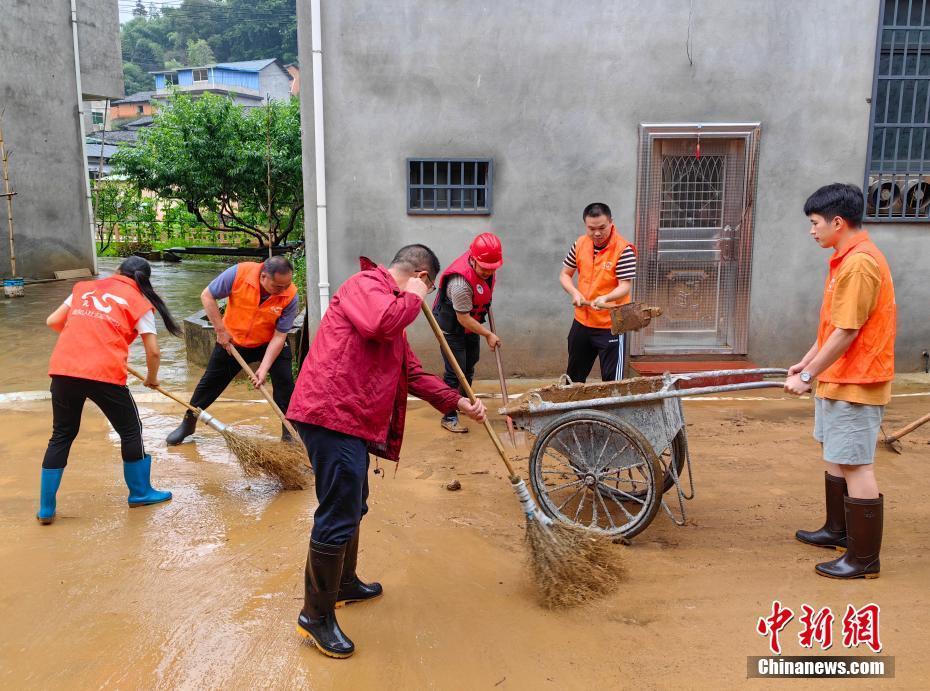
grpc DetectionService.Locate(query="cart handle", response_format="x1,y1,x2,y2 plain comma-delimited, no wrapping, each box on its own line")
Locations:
501,369,789,416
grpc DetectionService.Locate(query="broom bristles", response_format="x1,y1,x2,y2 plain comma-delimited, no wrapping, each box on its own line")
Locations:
526,518,624,608
221,429,311,490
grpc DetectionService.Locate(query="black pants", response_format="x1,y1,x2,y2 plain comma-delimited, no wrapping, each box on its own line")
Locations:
566,319,626,383
190,342,294,412
43,375,145,469
440,330,480,419
296,422,370,546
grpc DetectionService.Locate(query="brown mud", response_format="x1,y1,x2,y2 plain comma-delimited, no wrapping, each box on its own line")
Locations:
1,379,929,688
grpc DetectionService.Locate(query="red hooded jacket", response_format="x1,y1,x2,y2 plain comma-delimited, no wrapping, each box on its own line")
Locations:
286,258,461,461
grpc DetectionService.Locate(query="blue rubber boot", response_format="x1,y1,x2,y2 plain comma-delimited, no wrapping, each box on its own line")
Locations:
37,467,65,525
123,455,172,507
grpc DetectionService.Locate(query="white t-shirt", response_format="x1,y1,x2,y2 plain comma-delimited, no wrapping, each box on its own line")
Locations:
63,295,157,335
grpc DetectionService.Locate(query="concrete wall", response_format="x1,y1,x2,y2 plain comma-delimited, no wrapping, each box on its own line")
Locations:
258,63,296,102
298,0,929,375
0,0,123,279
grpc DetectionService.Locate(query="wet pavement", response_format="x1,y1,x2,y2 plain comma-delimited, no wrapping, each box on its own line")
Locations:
1,261,929,687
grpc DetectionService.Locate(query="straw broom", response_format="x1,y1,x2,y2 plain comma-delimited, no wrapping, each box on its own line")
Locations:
127,366,310,489
420,303,623,608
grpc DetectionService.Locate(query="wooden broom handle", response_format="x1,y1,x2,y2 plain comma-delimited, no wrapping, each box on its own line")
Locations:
127,365,201,415
420,301,518,479
228,346,302,441
886,411,930,443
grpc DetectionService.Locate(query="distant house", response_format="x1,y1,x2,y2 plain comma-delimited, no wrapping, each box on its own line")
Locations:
151,59,293,107
110,91,155,122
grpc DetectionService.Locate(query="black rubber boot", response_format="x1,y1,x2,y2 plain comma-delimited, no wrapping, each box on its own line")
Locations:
337,527,383,607
166,411,197,446
815,495,882,579
796,472,847,550
296,540,355,658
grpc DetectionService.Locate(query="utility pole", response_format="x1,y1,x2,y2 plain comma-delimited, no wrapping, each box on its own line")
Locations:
265,93,273,258
0,111,18,277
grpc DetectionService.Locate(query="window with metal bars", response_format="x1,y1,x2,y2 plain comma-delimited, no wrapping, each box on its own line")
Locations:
407,159,492,215
865,0,930,220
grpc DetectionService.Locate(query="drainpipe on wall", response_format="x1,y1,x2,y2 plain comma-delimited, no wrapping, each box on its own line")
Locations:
70,0,98,275
310,0,330,315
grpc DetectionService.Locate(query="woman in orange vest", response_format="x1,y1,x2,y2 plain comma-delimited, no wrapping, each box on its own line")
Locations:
38,256,182,524
165,256,299,445
558,202,637,382
785,183,894,580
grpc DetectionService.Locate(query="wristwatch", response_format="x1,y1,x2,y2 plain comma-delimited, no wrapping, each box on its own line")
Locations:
799,371,812,384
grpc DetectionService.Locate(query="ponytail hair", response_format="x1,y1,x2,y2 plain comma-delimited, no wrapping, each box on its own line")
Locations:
117,256,183,337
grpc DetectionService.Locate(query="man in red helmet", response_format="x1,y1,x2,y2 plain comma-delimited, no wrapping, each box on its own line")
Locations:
432,232,503,432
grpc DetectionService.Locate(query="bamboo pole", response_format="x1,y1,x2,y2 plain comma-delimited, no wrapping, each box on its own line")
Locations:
0,114,17,277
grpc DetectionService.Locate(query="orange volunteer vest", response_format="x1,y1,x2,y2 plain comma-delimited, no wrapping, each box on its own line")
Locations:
573,229,635,329
48,275,154,386
817,232,896,384
222,262,298,348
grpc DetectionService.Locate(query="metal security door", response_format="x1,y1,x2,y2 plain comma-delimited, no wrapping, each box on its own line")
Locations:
632,124,761,356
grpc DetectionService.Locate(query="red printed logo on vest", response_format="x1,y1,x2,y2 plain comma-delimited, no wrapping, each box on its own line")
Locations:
603,261,613,270
475,284,485,295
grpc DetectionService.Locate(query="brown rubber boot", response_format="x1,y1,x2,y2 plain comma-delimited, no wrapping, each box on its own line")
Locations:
815,495,882,580
336,527,383,607
296,540,355,658
796,472,847,550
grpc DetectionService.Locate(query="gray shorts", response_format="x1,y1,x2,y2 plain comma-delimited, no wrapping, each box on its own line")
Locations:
813,397,884,465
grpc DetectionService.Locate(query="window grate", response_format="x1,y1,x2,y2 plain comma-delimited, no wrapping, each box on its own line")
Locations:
660,155,726,228
407,158,492,215
865,0,930,221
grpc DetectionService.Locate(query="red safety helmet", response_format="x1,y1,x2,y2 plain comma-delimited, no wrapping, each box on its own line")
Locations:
469,232,504,270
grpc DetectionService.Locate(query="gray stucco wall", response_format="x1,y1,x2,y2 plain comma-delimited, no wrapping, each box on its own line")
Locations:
0,0,123,280
259,63,295,102
299,0,928,375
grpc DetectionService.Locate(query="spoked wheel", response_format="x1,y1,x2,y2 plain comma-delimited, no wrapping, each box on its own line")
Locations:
629,428,688,498
529,410,663,538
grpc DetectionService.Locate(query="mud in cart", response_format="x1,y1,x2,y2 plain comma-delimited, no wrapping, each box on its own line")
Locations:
500,369,787,538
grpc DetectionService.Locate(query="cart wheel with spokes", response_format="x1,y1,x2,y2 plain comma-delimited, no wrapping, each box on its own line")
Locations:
528,410,663,538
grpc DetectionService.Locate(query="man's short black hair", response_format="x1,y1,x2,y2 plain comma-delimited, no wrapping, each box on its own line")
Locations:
583,202,612,220
262,255,294,276
803,184,864,228
390,244,441,280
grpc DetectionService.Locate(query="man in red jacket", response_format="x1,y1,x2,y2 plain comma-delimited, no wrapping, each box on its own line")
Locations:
286,244,486,659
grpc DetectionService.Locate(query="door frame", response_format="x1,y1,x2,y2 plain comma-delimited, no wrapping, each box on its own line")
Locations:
630,122,762,357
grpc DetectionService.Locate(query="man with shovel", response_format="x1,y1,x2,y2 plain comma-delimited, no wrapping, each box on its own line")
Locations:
432,232,504,433
559,202,637,382
287,244,487,658
786,183,895,580
165,256,299,445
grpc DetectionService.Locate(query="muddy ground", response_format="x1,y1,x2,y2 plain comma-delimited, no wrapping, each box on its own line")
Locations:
1,378,929,689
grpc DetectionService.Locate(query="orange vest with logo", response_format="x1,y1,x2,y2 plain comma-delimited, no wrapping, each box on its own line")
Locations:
817,233,896,384
573,230,635,329
48,275,154,385
222,262,298,347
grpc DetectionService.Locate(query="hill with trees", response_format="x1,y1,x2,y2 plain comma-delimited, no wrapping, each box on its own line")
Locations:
120,0,297,95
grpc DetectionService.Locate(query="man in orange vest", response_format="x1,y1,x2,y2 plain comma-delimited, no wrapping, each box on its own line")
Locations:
786,183,895,580
559,202,637,382
166,256,300,444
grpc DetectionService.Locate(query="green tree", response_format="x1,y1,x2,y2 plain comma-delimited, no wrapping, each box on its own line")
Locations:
122,63,152,95
133,0,147,18
130,38,164,74
112,93,304,247
93,181,141,253
186,38,216,66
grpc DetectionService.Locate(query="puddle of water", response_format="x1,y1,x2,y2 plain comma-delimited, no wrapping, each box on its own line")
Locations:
0,257,229,393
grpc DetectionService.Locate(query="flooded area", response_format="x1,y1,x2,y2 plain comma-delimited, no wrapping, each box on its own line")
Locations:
1,260,929,687
0,258,229,394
